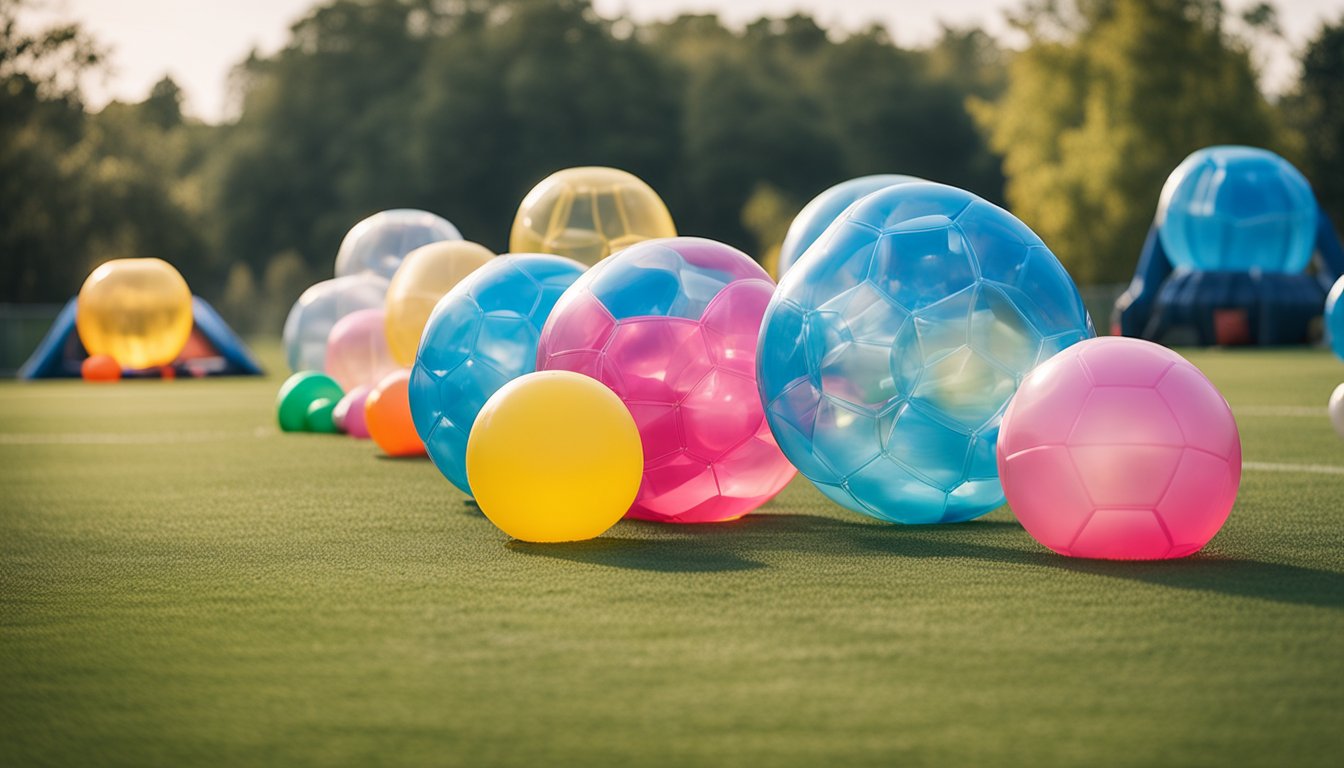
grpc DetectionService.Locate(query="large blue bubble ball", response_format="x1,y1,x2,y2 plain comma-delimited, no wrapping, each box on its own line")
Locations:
778,174,923,278
1158,146,1317,274
757,181,1094,524
408,253,587,495
1327,275,1344,362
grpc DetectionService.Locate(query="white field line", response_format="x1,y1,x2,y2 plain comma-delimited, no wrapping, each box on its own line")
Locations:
1243,461,1344,476
1235,406,1326,417
0,428,273,445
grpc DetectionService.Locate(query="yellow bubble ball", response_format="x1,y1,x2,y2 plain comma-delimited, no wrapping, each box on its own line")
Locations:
75,258,193,370
466,371,643,543
385,240,495,365
510,166,676,266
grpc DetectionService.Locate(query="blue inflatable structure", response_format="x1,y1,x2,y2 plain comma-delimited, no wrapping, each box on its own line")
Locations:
18,296,264,379
1114,204,1344,346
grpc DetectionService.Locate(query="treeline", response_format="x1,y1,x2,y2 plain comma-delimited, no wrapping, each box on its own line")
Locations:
2,0,1342,335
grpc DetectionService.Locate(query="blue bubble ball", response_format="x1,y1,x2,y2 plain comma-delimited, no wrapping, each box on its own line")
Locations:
757,182,1095,524
1158,146,1317,274
778,174,922,278
1327,275,1344,362
409,253,587,495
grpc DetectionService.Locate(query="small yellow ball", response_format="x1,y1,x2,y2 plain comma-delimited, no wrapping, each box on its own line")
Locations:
385,240,495,365
509,166,676,266
466,371,643,543
75,258,193,370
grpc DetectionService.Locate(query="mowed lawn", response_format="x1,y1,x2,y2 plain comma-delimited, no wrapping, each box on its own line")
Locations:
2,344,1342,767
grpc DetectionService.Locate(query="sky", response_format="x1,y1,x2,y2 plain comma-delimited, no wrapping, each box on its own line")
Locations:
19,0,1344,123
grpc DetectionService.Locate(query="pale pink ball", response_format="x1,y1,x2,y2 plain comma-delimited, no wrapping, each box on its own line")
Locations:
332,384,372,439
325,309,398,392
997,337,1241,560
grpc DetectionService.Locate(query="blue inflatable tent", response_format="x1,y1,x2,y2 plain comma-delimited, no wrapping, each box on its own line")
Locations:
1113,203,1344,345
18,296,264,379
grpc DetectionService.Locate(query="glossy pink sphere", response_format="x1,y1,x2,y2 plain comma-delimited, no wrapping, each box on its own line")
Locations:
325,308,398,391
537,238,795,523
998,337,1241,560
333,384,372,439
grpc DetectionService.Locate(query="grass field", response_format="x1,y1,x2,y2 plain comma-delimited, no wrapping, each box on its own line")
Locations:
2,343,1342,767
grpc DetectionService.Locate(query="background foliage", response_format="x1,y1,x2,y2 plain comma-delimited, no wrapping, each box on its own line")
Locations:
2,0,1342,335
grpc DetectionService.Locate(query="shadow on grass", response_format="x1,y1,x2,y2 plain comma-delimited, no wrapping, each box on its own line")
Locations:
512,511,1344,608
507,538,765,573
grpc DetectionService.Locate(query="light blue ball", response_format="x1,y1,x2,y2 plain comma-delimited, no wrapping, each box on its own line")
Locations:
1158,146,1316,274
778,175,922,278
409,253,586,495
335,208,462,280
757,182,1094,524
1327,275,1344,362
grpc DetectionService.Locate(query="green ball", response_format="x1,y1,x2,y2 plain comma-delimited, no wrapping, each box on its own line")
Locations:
306,397,338,433
276,372,343,432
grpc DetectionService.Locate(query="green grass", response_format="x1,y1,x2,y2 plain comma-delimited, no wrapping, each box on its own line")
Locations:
2,343,1342,767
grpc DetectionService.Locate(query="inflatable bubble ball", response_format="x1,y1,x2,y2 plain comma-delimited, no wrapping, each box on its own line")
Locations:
335,209,462,280
757,181,1094,524
510,167,676,266
283,273,389,373
778,174,922,278
408,254,587,496
1157,146,1317,274
538,237,796,524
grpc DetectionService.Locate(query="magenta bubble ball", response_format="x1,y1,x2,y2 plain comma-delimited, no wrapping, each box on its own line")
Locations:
324,308,399,392
538,237,796,523
997,337,1241,560
333,384,372,439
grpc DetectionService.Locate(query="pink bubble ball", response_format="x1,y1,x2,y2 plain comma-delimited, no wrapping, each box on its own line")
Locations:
997,337,1241,560
325,308,399,392
333,384,372,439
538,237,795,523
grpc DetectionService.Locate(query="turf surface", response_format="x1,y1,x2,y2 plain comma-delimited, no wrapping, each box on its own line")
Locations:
2,344,1342,766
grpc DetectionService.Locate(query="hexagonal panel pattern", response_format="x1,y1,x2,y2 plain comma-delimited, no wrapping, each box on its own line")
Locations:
998,336,1241,560
539,237,795,523
759,182,1094,524
408,254,587,496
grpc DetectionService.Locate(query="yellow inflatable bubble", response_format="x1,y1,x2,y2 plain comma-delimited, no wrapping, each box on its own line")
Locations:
466,371,643,543
385,240,495,365
76,258,193,370
510,166,676,266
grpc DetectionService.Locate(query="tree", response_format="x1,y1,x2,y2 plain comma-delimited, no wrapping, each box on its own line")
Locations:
1286,17,1344,230
0,0,101,301
973,0,1284,284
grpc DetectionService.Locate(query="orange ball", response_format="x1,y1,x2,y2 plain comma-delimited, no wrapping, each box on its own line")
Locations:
81,354,122,382
365,369,425,457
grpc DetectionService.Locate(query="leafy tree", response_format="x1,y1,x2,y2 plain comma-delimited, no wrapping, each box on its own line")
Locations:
1286,16,1344,230
1,1,207,304
0,0,101,302
973,0,1284,283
